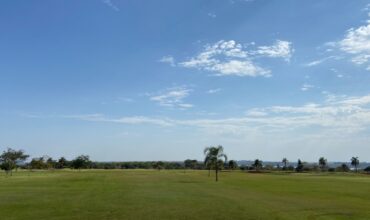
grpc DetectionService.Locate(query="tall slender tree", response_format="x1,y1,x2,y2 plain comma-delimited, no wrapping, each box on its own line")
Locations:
318,157,327,171
204,145,227,182
282,158,288,170
204,159,213,177
351,157,359,172
296,159,304,172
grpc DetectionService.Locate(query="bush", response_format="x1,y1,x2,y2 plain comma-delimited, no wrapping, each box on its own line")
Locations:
336,163,350,172
364,166,370,172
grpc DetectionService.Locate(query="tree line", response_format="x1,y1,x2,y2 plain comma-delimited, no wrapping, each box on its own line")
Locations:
1,147,369,179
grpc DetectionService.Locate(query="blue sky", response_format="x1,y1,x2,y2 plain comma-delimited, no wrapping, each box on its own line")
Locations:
1,0,370,162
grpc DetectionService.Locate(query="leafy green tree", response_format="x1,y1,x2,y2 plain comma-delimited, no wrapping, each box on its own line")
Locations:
71,155,91,170
29,157,46,170
0,148,29,175
0,161,15,175
252,159,263,171
318,157,327,171
282,158,288,170
364,166,370,172
56,157,68,169
184,159,198,169
296,159,304,172
228,160,238,170
152,161,164,170
46,157,56,169
204,145,227,182
336,163,350,172
350,157,359,172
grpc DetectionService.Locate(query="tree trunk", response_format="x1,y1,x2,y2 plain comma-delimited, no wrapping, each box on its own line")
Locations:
215,168,218,182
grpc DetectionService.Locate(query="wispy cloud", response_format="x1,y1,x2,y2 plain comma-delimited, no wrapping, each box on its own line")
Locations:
207,12,216,18
159,55,175,67
149,86,193,109
301,84,314,91
253,40,293,61
178,39,293,77
304,56,342,67
245,109,268,117
207,88,222,94
330,68,346,78
115,97,134,103
32,93,370,137
101,0,120,11
65,114,173,127
230,0,255,4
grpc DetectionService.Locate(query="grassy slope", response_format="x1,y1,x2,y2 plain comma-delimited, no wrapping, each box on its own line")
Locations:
0,170,369,220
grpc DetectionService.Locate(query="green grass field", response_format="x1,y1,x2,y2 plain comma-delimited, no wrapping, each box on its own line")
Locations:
0,170,369,220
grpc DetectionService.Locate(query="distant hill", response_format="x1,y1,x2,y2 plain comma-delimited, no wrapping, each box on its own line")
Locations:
237,160,370,169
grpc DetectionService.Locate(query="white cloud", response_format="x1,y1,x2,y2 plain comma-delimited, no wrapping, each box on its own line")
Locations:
301,84,314,91
207,88,222,94
209,60,271,77
351,54,370,65
337,94,370,106
28,93,370,139
149,86,193,109
115,97,133,103
177,103,193,108
159,55,175,66
65,93,370,135
111,116,173,126
304,56,342,67
179,39,293,77
339,25,370,54
336,16,370,70
246,109,268,117
65,114,172,127
253,40,293,61
101,0,119,11
207,12,216,18
305,59,325,67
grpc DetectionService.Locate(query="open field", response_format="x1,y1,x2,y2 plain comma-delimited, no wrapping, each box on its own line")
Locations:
0,170,369,220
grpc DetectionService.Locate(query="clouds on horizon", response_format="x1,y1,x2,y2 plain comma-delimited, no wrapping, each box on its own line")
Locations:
32,92,370,139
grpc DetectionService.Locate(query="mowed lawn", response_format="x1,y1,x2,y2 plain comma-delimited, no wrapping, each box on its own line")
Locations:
0,170,369,220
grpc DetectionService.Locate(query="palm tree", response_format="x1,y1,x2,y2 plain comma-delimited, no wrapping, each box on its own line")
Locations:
318,157,327,171
204,158,213,177
204,145,227,182
351,157,359,172
282,158,288,170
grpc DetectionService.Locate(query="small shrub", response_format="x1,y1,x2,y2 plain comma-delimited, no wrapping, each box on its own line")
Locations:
364,166,370,172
